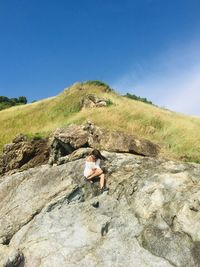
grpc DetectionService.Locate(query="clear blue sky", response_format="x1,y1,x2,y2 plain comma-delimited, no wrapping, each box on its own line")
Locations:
0,0,200,115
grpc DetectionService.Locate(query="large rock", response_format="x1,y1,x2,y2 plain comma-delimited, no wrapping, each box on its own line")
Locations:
0,152,200,266
57,147,93,165
87,124,158,156
80,94,108,109
48,125,90,164
0,134,49,176
9,196,172,267
0,164,77,244
49,122,159,164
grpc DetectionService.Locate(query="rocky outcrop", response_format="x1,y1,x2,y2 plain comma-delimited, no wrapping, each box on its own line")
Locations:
0,134,49,176
81,94,108,109
49,122,159,164
87,123,158,156
0,152,200,266
0,122,158,175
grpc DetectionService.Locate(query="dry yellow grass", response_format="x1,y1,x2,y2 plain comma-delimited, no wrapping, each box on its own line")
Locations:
1,81,200,163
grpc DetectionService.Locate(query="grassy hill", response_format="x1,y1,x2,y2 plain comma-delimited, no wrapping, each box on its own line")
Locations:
1,81,200,163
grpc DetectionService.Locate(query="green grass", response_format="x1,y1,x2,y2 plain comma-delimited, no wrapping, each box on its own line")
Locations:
0,81,200,163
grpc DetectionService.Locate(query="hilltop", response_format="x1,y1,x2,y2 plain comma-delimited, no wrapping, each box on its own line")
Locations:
0,81,200,163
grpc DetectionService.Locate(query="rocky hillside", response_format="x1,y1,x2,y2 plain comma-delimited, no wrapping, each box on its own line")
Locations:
0,81,200,163
0,123,200,266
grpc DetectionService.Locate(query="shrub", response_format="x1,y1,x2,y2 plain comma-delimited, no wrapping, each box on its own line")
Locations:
0,96,28,111
18,96,27,104
106,99,114,106
25,132,45,140
83,80,113,92
124,93,153,105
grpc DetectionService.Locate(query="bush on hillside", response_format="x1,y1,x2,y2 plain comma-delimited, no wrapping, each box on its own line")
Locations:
124,93,153,105
18,96,27,104
0,96,27,111
83,80,113,92
0,102,11,111
25,132,45,140
106,99,114,106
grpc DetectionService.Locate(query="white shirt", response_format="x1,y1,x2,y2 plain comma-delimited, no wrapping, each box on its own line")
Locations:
84,159,101,177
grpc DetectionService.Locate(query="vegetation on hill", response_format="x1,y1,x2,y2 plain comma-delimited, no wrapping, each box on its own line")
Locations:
0,96,27,111
0,81,200,163
84,80,113,92
124,93,153,105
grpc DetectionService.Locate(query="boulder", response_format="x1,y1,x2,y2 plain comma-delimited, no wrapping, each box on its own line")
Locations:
0,134,49,176
57,147,92,165
87,124,158,156
53,125,89,148
49,122,159,164
80,94,108,109
0,152,200,266
48,125,90,164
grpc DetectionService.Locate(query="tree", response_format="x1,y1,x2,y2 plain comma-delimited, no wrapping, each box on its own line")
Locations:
0,96,9,102
0,95,28,111
18,96,27,104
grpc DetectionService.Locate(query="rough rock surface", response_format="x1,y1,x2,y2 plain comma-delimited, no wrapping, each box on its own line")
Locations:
81,94,108,109
0,134,49,176
49,122,159,164
0,152,200,266
0,244,24,267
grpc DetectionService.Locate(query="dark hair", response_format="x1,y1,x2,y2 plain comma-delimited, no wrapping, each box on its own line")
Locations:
91,149,107,160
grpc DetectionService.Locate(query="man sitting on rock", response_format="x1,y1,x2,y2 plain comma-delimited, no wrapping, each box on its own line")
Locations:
84,149,108,193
